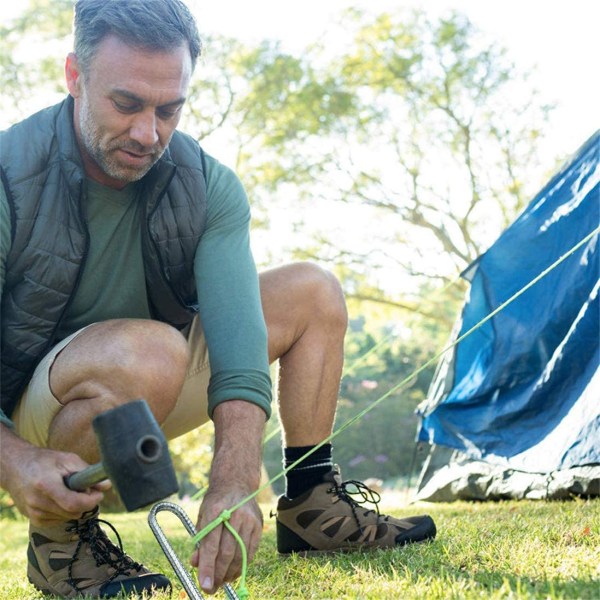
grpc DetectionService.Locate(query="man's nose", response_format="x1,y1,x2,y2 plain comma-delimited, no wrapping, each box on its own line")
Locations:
129,110,159,148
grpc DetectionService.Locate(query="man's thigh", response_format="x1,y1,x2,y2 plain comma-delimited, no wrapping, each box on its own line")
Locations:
12,317,211,447
12,329,86,447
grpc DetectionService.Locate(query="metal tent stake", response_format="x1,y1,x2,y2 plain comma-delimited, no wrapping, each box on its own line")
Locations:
148,501,240,600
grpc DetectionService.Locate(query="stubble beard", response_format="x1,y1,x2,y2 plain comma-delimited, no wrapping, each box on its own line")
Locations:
78,91,166,184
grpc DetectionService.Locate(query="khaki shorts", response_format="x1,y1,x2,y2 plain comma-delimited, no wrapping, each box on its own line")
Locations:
12,316,211,447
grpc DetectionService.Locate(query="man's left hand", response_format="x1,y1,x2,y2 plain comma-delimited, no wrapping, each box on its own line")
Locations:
191,399,266,594
192,481,263,593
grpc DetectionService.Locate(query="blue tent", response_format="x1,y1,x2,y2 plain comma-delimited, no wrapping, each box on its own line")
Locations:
415,132,599,500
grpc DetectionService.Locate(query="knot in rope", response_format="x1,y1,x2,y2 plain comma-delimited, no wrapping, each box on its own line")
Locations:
220,509,232,522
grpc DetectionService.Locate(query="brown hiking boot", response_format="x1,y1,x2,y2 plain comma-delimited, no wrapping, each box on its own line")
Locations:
276,466,436,554
27,508,170,598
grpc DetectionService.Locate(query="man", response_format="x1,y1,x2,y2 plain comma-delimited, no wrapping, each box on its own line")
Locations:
0,0,436,597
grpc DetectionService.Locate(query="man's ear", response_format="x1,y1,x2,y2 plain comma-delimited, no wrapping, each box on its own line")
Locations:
65,52,83,98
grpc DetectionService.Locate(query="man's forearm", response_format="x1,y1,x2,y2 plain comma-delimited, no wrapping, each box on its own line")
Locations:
209,400,266,492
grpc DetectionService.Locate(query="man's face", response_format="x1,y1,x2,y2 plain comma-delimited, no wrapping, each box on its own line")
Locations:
66,35,192,189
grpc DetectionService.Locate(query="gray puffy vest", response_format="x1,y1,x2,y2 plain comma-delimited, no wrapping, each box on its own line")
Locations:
0,96,207,417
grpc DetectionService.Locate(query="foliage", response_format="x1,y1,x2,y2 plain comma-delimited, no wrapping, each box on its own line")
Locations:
0,1,562,517
263,310,449,494
1,498,598,598
168,424,214,497
1,2,558,317
0,0,71,123
0,489,19,520
332,316,438,483
205,9,554,318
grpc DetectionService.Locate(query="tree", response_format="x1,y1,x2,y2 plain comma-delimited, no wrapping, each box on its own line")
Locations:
222,9,554,321
1,2,559,495
0,0,72,125
2,5,553,321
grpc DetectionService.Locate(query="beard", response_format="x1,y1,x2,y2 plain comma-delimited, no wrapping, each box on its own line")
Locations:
78,90,166,184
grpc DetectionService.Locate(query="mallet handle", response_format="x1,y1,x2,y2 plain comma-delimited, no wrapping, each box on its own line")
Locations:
64,463,107,491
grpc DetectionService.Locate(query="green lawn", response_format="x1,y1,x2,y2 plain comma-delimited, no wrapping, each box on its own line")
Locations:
1,497,598,599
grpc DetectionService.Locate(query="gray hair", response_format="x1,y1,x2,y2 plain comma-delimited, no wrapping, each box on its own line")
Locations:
73,0,201,74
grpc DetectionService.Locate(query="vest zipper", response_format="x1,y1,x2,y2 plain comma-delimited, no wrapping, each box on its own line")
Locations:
144,170,194,325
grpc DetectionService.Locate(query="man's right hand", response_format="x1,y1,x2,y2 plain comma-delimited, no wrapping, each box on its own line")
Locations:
0,425,109,525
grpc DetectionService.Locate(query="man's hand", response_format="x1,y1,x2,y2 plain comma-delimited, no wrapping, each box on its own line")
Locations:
0,425,109,525
192,482,263,593
191,400,266,594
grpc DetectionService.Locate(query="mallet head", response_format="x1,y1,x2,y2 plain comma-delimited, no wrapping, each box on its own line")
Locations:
92,399,179,510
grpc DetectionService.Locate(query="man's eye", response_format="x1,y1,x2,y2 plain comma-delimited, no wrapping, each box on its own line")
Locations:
158,107,181,120
114,101,139,113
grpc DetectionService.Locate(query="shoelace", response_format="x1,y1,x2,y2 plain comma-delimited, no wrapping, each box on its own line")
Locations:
330,479,382,513
67,515,143,591
329,479,386,533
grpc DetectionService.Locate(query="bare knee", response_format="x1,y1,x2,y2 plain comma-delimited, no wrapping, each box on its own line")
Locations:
261,262,348,359
295,262,348,330
51,319,190,419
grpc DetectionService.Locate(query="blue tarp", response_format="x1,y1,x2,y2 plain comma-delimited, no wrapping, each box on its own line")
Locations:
417,132,599,474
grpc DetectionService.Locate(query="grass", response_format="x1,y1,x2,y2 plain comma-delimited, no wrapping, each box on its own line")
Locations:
0,495,598,599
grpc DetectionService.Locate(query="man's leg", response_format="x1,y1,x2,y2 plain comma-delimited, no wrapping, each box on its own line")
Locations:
260,263,437,553
261,262,346,446
260,263,344,497
46,319,189,461
19,318,189,598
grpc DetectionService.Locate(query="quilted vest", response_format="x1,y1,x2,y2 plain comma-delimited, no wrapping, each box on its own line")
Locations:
0,96,207,417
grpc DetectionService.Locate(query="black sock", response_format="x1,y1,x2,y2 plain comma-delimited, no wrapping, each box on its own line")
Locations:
284,443,333,499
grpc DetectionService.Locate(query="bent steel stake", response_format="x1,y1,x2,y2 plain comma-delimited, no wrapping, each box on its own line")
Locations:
148,501,240,600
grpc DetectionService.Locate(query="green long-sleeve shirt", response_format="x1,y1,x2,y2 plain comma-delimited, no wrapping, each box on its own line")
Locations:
0,153,271,428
